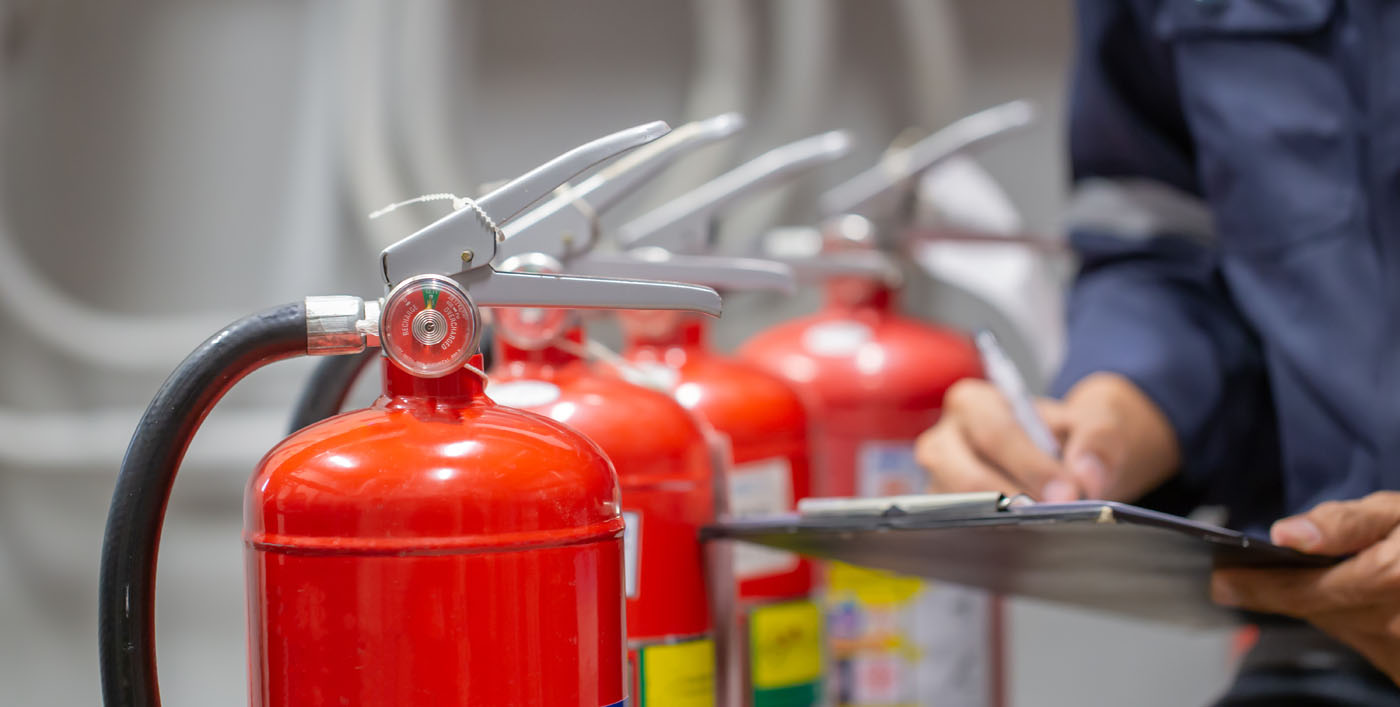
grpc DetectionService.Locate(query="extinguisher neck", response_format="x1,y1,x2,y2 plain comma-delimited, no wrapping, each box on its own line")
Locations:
382,355,490,401
824,279,898,313
492,327,587,376
677,314,709,347
623,313,709,352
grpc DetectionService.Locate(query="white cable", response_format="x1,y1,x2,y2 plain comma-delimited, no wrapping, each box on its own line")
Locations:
268,0,350,295
395,0,474,197
893,0,967,129
642,0,754,212
0,0,346,371
722,0,835,247
0,24,243,369
0,2,343,467
0,221,240,370
342,0,421,252
0,406,286,469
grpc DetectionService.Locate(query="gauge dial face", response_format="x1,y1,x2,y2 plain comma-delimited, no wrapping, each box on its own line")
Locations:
381,275,480,378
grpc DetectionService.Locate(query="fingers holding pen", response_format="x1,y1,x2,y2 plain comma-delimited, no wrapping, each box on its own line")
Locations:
923,379,1073,500
951,382,1077,501
916,415,1030,497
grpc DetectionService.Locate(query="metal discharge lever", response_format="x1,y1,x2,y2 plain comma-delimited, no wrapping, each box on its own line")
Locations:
619,130,853,253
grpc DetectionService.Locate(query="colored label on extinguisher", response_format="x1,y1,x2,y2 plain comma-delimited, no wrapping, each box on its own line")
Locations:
750,599,823,706
623,511,641,598
728,457,799,579
827,441,993,706
637,637,716,707
603,701,628,707
856,441,928,497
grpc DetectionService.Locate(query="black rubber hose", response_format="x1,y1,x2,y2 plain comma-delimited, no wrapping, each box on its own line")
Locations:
99,303,308,707
286,349,377,433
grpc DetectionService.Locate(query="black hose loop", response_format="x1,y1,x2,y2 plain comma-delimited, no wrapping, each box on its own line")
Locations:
287,349,377,433
99,303,307,707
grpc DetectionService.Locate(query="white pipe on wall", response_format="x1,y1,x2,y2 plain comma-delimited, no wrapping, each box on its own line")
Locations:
722,0,836,244
395,1,476,198
894,0,967,129
642,0,755,210
341,0,422,252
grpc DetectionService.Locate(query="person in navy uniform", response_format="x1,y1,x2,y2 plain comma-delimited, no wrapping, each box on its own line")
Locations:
917,0,1400,703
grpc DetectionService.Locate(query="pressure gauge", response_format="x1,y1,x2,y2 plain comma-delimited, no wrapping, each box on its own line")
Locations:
381,274,481,378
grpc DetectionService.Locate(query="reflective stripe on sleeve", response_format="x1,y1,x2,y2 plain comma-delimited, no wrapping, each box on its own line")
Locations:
1065,178,1215,244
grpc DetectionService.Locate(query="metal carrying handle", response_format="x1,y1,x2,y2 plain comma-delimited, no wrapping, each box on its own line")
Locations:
455,266,722,317
768,252,902,285
619,130,853,252
497,113,745,262
567,250,796,294
755,224,903,284
380,120,671,287
377,121,724,317
496,114,799,295
819,100,1035,219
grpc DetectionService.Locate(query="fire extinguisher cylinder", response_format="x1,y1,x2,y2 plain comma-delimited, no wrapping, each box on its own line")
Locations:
99,120,737,707
249,354,629,706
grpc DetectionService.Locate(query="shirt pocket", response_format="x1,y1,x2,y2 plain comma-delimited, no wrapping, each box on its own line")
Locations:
1153,0,1357,257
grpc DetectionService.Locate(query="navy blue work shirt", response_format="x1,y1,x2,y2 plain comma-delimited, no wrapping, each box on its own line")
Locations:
1051,0,1399,534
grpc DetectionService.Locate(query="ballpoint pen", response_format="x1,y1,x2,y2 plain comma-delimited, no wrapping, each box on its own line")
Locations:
974,329,1062,458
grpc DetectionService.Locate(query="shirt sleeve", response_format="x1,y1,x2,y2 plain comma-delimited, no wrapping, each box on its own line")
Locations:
1050,0,1275,509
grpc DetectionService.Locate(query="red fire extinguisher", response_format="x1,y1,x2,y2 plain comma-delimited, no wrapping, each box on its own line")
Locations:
497,252,799,707
615,130,851,707
490,320,719,705
276,112,801,705
97,122,725,707
482,111,761,705
738,101,1034,707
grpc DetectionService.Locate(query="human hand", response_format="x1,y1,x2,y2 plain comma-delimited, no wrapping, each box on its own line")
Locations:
1212,492,1400,686
916,371,1180,502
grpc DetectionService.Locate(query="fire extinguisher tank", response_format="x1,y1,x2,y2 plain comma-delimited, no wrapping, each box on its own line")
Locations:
740,287,982,497
246,358,627,707
490,328,719,701
624,314,825,707
741,281,1000,706
626,316,812,599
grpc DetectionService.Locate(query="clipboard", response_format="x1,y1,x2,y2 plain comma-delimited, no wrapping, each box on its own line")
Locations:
701,493,1338,626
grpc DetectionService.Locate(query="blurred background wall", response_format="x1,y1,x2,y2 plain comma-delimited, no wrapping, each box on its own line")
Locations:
0,1,1238,704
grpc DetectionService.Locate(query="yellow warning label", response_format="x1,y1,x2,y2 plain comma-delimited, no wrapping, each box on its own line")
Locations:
750,600,823,689
641,638,715,707
825,560,923,606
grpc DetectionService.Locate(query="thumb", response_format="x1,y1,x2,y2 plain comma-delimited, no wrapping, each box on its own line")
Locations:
1060,423,1119,500
1273,492,1400,555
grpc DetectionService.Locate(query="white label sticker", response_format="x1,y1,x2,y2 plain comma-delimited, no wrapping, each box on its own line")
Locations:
800,320,873,357
728,458,799,579
622,510,640,598
857,441,929,497
486,379,561,408
851,654,909,704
